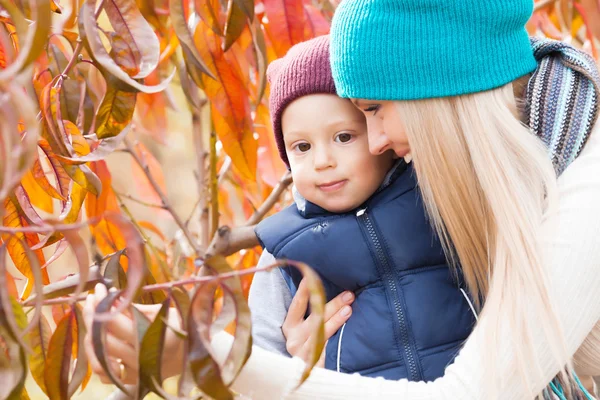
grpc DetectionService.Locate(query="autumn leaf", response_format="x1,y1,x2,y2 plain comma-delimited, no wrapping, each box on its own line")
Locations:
304,4,330,37
90,290,132,394
170,0,216,83
44,306,84,400
262,0,306,57
194,24,257,180
139,298,170,394
223,0,248,51
188,279,232,400
94,82,137,139
0,85,41,204
2,198,49,299
20,169,53,214
0,0,51,82
135,69,168,144
28,314,51,396
103,0,161,79
0,296,28,400
196,0,223,35
79,0,176,93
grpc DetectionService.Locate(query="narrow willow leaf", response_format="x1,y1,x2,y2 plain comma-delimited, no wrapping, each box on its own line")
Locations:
223,0,247,52
91,290,131,394
94,83,137,139
0,0,51,81
78,0,176,93
28,314,51,396
139,298,170,394
44,307,75,400
103,0,160,79
204,256,251,385
169,0,215,81
188,280,232,400
0,299,28,400
67,306,88,398
103,249,127,290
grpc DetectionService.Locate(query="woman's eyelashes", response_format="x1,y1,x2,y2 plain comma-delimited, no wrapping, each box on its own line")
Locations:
363,104,381,115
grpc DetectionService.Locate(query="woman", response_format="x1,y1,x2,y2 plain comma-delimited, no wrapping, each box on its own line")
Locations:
212,0,600,398
84,0,600,398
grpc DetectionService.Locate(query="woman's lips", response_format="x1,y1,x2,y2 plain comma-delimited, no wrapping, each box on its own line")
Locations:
317,180,348,192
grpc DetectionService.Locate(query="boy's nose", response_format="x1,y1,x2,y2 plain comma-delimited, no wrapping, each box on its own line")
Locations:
313,147,336,170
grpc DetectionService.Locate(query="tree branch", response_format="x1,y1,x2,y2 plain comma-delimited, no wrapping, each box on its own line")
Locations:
124,137,202,256
204,171,293,258
246,171,292,226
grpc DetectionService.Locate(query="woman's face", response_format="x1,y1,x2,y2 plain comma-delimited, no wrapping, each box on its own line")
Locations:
352,99,411,158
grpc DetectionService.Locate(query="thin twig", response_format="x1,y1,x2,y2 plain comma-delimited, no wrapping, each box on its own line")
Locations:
115,191,167,209
209,129,219,237
245,171,293,226
192,108,210,247
124,137,202,256
26,261,285,306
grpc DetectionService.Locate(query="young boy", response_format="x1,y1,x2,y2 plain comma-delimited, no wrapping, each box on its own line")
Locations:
250,35,477,382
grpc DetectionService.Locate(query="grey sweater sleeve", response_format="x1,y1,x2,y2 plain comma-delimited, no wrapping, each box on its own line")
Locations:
248,250,292,356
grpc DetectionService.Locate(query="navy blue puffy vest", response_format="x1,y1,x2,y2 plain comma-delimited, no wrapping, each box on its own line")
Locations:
255,161,476,382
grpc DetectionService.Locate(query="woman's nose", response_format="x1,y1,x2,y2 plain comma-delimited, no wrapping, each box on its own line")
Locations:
366,118,391,155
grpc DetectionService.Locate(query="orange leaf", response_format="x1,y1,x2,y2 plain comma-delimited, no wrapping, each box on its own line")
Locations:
2,198,49,299
135,69,168,144
36,141,70,202
51,304,70,325
5,271,18,299
20,169,53,214
194,23,257,180
90,219,128,269
85,160,117,220
263,0,306,57
44,308,74,400
196,0,224,35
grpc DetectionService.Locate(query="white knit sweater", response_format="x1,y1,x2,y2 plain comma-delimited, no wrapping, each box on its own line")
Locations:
211,123,600,399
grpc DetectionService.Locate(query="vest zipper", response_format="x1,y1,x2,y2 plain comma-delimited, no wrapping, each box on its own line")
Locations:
356,207,422,381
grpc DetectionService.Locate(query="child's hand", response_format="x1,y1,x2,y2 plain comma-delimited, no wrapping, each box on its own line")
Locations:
82,284,184,385
282,279,354,366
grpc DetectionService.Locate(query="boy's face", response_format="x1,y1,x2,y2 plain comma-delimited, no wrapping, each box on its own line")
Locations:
282,94,395,213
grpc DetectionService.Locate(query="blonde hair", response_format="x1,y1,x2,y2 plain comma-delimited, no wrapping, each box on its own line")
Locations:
395,83,574,398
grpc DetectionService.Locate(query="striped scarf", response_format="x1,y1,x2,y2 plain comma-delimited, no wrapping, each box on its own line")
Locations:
526,37,600,176
527,37,599,400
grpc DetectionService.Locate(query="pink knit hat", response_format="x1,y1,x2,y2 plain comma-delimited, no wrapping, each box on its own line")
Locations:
267,35,337,167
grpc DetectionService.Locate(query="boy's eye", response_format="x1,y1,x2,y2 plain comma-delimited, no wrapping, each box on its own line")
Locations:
294,143,311,152
335,133,353,143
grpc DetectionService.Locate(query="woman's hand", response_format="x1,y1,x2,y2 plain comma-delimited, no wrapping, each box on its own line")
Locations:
82,284,184,384
282,279,355,366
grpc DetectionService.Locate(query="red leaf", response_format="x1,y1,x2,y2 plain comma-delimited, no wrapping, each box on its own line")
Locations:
262,0,306,57
304,4,330,38
194,24,257,180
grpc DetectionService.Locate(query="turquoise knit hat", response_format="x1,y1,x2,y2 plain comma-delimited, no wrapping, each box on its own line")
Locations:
330,0,538,101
